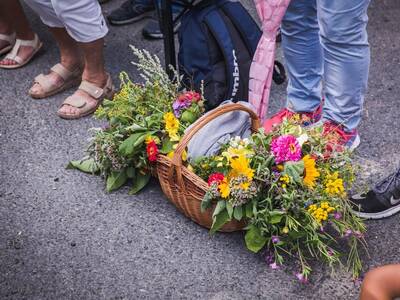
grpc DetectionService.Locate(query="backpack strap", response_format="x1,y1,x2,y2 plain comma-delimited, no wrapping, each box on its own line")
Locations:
203,10,237,101
218,1,261,54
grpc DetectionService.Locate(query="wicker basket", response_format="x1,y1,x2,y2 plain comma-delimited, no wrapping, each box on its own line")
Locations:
157,103,260,232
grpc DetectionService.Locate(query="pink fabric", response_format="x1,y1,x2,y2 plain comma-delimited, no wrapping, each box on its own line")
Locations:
249,0,291,119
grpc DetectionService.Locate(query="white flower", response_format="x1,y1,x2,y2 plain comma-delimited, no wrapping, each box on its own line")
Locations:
297,133,309,147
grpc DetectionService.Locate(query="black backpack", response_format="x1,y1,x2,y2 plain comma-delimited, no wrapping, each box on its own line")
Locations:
178,0,286,110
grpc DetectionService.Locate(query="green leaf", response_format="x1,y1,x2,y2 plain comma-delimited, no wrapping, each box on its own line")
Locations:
119,132,147,156
201,192,213,212
283,160,305,184
245,202,253,218
270,214,283,224
67,158,99,174
160,137,174,154
106,170,127,192
126,167,136,178
233,206,243,221
245,225,267,253
129,172,150,195
226,202,234,219
269,210,285,224
212,200,226,218
210,210,230,234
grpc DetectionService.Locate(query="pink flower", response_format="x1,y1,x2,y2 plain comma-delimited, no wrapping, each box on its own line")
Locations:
271,135,302,164
295,272,308,284
269,262,280,270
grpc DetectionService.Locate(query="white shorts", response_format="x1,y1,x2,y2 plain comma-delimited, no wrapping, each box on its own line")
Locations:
24,0,108,43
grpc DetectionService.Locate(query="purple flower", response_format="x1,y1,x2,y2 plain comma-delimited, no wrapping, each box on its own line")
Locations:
264,250,274,264
172,100,191,117
269,262,280,270
295,272,308,284
319,226,325,233
334,212,342,220
344,229,353,238
327,248,334,256
271,236,280,244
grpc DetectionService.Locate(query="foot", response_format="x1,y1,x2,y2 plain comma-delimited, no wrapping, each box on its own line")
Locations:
350,167,400,219
0,32,15,53
29,61,82,97
142,15,181,40
263,105,323,133
0,34,37,67
107,0,155,25
322,121,360,153
57,73,108,117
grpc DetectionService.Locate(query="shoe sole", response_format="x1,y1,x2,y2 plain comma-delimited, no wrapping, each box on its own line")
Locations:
108,11,154,26
351,204,400,220
142,22,180,40
348,134,361,152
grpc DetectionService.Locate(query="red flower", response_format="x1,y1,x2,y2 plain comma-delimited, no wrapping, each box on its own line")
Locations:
146,140,158,162
207,172,225,186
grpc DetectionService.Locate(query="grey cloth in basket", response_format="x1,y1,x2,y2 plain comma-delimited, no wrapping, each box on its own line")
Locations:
187,101,256,161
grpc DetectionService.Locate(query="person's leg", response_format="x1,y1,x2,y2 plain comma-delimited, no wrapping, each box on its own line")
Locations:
0,0,38,66
49,0,111,117
57,38,107,116
318,0,371,132
360,265,400,300
29,27,83,96
281,0,322,113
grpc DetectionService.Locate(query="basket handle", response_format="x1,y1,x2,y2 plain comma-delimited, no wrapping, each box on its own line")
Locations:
171,103,260,170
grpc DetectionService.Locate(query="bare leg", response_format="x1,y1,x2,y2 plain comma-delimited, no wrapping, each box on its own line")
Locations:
360,265,400,300
0,0,37,66
57,38,107,116
29,27,83,96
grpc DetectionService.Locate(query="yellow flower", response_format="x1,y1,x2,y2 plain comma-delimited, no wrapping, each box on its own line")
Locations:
167,151,174,159
325,172,345,195
282,227,289,234
222,146,253,160
229,155,254,180
163,112,180,140
280,174,290,184
308,201,335,223
187,165,194,172
218,178,230,198
240,181,250,190
302,155,320,189
182,150,187,161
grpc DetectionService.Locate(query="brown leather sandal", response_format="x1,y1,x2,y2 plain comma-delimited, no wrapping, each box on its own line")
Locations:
29,63,82,99
57,73,115,120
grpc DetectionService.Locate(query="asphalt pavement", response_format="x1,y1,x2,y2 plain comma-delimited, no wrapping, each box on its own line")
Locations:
1,0,400,299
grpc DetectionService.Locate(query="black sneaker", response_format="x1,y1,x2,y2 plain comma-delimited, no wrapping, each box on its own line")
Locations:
142,16,181,40
350,167,400,219
107,0,155,26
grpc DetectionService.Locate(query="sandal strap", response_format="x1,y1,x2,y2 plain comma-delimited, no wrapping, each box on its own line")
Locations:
6,34,39,62
51,63,75,81
34,74,55,92
62,94,87,109
78,80,104,99
0,32,16,44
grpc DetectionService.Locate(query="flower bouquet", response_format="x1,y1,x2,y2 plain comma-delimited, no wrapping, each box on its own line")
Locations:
191,115,366,281
68,47,205,194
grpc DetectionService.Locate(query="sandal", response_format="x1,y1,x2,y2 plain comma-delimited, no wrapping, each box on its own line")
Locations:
0,33,42,69
57,74,115,120
29,63,82,99
0,32,16,56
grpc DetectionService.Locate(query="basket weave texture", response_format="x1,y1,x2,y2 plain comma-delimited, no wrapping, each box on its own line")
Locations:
157,103,261,232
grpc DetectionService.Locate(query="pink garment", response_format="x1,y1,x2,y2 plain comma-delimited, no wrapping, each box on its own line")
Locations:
249,0,291,119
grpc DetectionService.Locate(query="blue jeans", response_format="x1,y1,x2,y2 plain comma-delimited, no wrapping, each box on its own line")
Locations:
281,0,371,131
